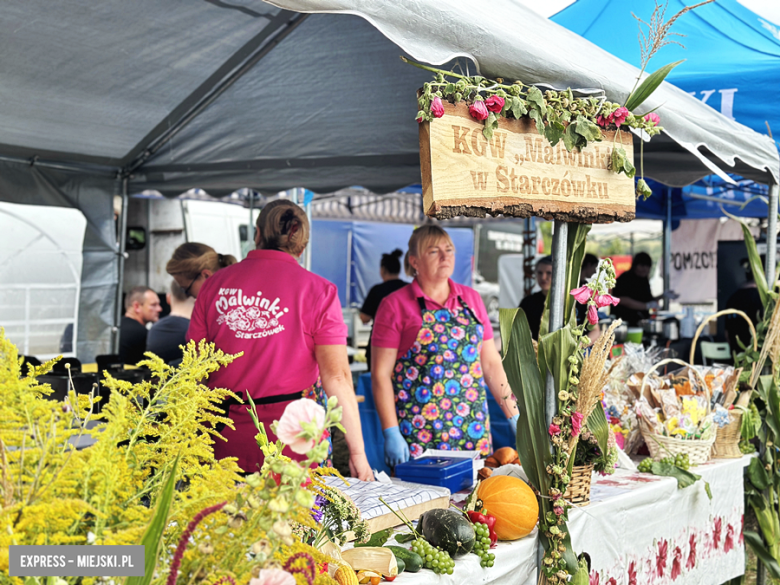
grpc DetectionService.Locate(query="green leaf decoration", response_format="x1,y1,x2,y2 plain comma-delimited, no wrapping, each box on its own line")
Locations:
611,146,636,179
510,97,528,118
649,461,708,498
529,108,545,135
564,224,592,326
526,86,546,115
545,120,565,148
636,178,653,200
563,123,579,151
573,115,602,143
126,454,180,585
587,405,610,464
499,308,551,515
356,528,393,547
625,60,685,112
745,531,780,579
483,113,499,140
748,456,770,491
622,156,636,179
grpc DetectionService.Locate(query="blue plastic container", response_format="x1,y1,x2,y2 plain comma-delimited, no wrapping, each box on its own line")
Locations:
394,456,473,493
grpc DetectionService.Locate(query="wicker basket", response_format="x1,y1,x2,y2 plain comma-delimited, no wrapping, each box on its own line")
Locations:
563,464,594,506
638,358,716,466
712,410,744,459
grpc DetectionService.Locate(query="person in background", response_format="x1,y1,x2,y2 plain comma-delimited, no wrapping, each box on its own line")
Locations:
371,225,520,468
187,200,372,480
359,249,407,371
119,286,162,364
725,260,763,354
518,255,552,340
611,252,676,326
147,280,194,365
166,242,237,299
581,253,599,283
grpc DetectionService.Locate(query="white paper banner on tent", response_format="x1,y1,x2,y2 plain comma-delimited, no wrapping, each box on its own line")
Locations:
670,219,746,303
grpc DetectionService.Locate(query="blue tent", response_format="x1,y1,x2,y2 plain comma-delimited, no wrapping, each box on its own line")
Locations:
552,0,780,148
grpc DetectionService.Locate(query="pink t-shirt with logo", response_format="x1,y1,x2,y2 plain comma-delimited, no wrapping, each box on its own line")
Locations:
187,249,346,399
372,279,494,358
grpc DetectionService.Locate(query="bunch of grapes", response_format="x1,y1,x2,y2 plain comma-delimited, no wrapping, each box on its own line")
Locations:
637,457,653,473
410,539,455,575
740,439,757,454
472,522,495,568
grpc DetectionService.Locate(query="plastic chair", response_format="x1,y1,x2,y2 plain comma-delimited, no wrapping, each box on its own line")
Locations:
699,341,731,365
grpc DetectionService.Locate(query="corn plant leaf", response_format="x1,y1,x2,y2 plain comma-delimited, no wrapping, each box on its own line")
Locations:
586,405,610,463
745,530,780,579
499,308,551,497
625,60,684,112
538,326,579,402
564,223,592,327
126,455,180,585
748,456,770,491
720,209,771,305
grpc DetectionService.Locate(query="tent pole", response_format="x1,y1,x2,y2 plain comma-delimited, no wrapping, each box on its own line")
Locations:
767,181,778,289
112,178,129,354
663,188,672,310
546,220,567,425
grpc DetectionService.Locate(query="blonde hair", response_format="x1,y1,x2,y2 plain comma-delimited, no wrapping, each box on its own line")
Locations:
166,242,237,280
256,199,309,256
404,224,454,277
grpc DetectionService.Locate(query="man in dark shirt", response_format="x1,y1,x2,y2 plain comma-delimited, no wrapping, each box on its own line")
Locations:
147,280,194,364
119,286,162,364
611,252,674,326
725,263,763,353
519,255,552,340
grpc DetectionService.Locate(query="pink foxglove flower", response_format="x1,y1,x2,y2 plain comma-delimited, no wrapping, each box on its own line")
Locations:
571,411,584,437
276,398,326,454
570,285,593,304
644,112,660,126
430,96,445,118
468,100,489,121
548,423,561,436
587,304,599,325
250,569,297,585
484,95,505,113
612,107,629,127
595,293,620,308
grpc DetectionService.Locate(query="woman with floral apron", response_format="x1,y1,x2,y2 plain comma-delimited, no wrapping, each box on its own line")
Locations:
371,225,520,467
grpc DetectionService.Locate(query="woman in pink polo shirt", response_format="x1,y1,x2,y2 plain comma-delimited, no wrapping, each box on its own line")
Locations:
371,225,520,468
187,200,372,480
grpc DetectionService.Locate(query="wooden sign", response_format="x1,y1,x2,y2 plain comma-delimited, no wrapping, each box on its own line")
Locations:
419,101,636,223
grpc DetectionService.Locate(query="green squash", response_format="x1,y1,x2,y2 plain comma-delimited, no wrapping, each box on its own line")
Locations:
417,509,475,557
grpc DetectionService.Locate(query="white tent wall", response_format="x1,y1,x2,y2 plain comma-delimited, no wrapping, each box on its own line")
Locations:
0,160,118,361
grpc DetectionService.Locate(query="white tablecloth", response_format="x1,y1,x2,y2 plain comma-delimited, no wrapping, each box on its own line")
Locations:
392,456,748,585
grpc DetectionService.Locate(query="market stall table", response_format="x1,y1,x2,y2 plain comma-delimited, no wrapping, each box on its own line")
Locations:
388,456,748,585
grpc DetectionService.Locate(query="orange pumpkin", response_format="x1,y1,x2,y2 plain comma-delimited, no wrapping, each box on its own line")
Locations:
476,475,538,540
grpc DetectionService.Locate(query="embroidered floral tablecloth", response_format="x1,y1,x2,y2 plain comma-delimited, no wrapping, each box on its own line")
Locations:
568,456,749,585
390,456,748,585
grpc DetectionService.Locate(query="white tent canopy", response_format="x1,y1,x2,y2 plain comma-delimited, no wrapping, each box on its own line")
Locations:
1,0,777,360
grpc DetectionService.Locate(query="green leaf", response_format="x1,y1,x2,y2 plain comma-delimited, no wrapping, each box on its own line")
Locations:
545,120,565,148
573,115,602,142
499,308,551,498
483,113,499,140
587,405,610,461
538,326,579,401
529,108,545,135
745,530,780,579
356,528,393,547
126,455,180,585
526,86,546,114
740,220,770,305
563,123,579,151
625,60,685,112
636,178,653,200
510,97,528,118
394,533,416,544
649,461,705,492
748,456,770,491
563,224,591,326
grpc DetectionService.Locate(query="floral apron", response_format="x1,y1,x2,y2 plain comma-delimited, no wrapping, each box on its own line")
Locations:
393,295,492,458
216,378,332,472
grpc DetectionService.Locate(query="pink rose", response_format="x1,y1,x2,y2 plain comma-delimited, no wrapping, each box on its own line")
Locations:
548,423,561,436
612,107,629,127
275,398,326,454
570,285,593,304
484,95,505,114
251,569,296,585
595,293,620,308
430,96,444,118
468,101,489,121
571,411,584,437
644,112,660,126
587,304,599,325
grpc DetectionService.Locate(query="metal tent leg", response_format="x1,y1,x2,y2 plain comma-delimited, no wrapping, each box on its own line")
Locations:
112,178,129,354
767,181,778,290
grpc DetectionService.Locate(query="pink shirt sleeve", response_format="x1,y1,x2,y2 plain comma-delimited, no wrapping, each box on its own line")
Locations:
371,295,404,349
312,283,347,345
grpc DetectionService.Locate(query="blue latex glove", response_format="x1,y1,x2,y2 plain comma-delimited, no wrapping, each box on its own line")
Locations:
509,414,520,435
383,426,410,468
